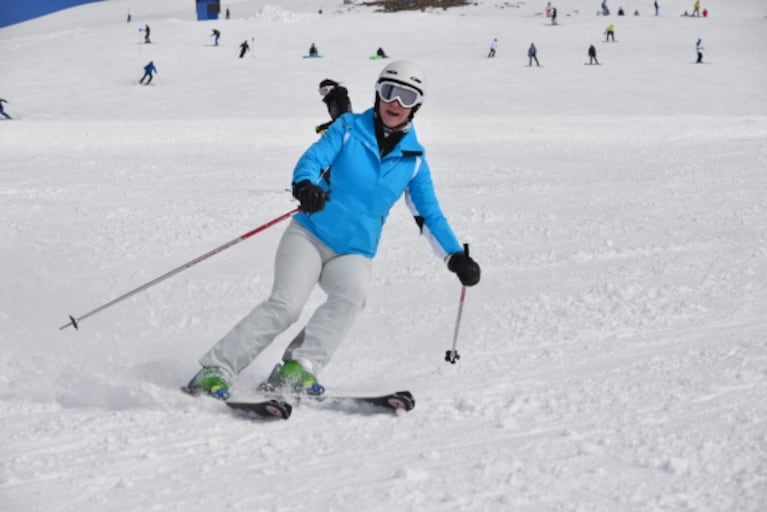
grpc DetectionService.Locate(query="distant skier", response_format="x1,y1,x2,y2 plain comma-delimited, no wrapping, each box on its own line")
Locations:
654,1,659,16
225,7,230,19
315,79,352,134
0,98,12,120
139,61,157,85
211,29,221,46
488,38,497,58
376,47,389,59
588,44,599,64
528,43,540,66
692,1,701,16
239,39,250,58
605,24,615,41
601,0,610,15
308,43,319,57
144,24,151,44
551,6,558,25
695,38,704,63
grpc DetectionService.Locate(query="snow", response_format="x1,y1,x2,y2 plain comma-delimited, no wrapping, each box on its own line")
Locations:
1,0,766,510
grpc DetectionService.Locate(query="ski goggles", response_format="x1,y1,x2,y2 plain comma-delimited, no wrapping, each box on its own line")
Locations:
375,80,423,108
318,85,335,96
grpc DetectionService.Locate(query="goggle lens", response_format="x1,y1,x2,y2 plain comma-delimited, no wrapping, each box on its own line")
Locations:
376,81,422,108
319,85,335,96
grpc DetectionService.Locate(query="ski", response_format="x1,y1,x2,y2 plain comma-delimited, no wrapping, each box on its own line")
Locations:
256,389,415,414
226,399,292,420
182,384,412,418
180,386,292,420
315,390,415,412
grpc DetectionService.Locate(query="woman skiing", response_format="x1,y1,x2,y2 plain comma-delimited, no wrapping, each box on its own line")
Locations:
186,61,481,399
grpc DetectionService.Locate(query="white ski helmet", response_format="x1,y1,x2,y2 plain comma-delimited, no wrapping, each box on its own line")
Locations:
377,60,426,96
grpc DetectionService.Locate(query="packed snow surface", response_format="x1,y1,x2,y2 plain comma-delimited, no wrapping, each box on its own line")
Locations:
1,1,765,511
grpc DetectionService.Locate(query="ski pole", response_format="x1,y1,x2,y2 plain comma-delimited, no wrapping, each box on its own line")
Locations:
60,207,300,331
445,285,466,364
445,243,470,364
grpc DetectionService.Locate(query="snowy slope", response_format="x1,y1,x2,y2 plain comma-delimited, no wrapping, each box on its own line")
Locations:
1,1,766,511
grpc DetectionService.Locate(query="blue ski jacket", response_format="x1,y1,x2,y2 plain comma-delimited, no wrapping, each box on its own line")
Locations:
292,108,463,259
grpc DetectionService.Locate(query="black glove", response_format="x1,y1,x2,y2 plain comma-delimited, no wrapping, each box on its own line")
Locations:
448,251,481,287
315,121,332,134
293,180,328,213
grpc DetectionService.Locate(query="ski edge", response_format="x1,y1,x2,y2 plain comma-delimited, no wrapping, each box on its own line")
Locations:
226,399,293,420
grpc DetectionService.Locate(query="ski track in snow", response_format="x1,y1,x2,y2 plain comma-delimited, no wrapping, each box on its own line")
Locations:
1,1,767,511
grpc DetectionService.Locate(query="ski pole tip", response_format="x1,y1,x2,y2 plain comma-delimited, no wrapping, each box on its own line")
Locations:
444,350,460,364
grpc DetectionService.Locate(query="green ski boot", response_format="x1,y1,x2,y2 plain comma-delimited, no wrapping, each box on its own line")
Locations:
186,367,231,400
268,359,325,396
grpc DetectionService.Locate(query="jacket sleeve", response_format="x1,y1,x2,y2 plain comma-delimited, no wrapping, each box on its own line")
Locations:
405,157,463,260
292,113,350,185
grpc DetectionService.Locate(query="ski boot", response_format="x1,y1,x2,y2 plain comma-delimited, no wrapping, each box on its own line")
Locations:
185,367,231,400
262,359,325,396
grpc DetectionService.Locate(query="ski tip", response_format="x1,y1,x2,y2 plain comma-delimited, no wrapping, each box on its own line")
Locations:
389,391,415,412
445,350,460,364
269,400,293,419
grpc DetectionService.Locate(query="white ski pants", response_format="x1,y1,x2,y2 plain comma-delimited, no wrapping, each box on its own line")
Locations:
199,220,372,376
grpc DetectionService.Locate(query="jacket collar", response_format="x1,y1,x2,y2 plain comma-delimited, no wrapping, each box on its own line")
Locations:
354,108,423,158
